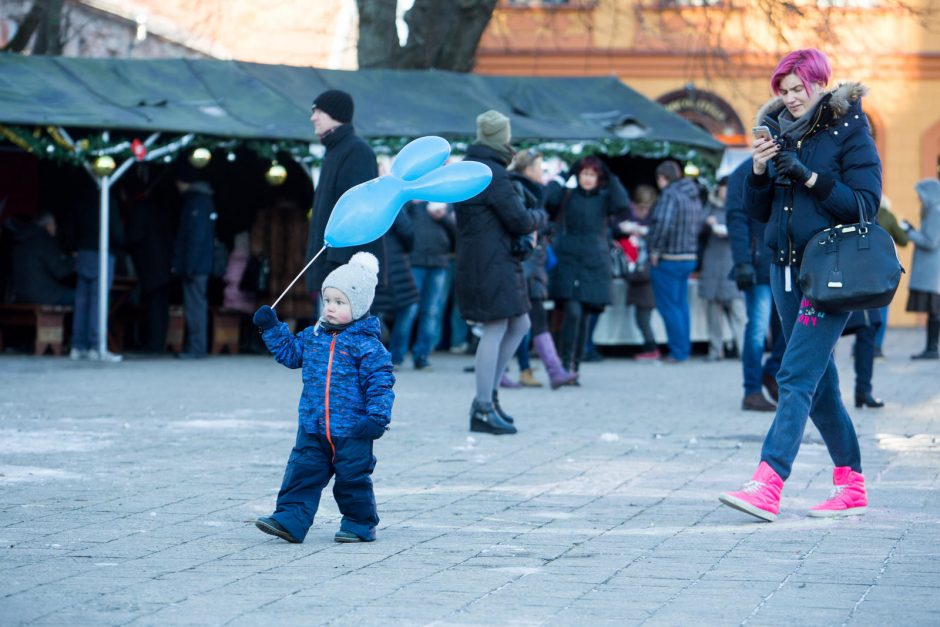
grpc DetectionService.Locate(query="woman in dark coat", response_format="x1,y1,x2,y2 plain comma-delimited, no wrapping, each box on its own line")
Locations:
545,155,628,375
719,48,882,522
509,149,577,389
455,110,548,435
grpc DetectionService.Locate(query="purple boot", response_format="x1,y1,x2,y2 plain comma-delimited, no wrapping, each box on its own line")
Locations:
532,332,578,389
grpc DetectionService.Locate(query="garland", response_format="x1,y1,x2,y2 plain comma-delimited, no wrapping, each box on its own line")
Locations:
0,124,721,180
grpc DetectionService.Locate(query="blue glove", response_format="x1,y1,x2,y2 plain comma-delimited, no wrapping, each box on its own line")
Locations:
252,305,279,331
353,418,388,440
774,151,813,184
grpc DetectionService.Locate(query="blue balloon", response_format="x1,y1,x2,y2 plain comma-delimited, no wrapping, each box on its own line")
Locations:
390,136,449,181
324,136,492,248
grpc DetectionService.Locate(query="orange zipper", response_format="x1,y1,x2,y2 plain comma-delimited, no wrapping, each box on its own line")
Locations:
325,334,337,462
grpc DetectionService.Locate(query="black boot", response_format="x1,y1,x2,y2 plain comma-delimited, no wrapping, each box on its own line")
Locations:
470,400,517,435
855,393,885,409
913,317,940,359
491,391,514,424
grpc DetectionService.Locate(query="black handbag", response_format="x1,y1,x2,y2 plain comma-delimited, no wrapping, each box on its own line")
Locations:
609,242,630,279
798,192,904,313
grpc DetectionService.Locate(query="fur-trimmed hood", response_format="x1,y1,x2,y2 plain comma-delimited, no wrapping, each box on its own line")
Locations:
755,81,868,127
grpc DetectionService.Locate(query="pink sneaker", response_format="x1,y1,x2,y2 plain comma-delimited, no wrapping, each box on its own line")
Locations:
808,466,867,517
719,461,783,522
634,349,661,361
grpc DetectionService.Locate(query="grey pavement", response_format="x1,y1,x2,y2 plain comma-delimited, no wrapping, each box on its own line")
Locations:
1,328,939,626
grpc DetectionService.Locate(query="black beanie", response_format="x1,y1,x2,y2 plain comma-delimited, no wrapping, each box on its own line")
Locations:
313,89,354,124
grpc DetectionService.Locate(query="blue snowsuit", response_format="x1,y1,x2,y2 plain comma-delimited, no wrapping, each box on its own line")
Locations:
261,316,395,542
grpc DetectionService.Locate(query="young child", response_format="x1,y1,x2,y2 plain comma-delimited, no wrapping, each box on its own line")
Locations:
252,252,394,543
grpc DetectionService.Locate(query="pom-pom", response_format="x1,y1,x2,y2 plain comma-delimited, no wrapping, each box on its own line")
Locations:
349,251,379,275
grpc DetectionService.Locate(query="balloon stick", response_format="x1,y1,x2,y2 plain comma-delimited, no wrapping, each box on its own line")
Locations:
271,245,326,309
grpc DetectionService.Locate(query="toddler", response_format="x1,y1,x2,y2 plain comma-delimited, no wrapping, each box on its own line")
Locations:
252,252,394,543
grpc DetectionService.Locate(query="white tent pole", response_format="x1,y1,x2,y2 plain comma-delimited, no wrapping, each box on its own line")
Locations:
97,174,110,356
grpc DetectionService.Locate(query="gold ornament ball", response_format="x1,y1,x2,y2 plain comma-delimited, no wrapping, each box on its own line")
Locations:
189,147,212,168
683,162,700,178
265,162,288,186
92,155,116,177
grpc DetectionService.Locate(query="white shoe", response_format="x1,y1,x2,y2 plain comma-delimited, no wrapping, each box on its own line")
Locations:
88,349,123,363
69,348,88,360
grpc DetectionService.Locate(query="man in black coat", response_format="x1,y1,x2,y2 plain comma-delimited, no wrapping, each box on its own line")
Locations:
172,165,216,359
304,90,385,301
726,157,785,411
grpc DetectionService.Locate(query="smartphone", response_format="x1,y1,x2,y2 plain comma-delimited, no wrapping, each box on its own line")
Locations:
752,125,773,142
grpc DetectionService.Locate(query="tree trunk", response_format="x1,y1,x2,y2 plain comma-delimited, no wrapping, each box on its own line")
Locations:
357,0,497,72
356,0,402,69
2,0,66,54
32,0,66,55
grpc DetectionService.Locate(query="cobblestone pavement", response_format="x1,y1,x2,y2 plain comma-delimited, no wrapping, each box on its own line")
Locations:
1,328,938,626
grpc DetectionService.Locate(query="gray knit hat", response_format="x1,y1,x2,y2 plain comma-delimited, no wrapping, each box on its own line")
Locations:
476,109,511,147
321,252,379,320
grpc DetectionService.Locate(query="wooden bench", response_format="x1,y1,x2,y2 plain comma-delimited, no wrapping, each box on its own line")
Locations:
0,304,72,356
211,307,241,355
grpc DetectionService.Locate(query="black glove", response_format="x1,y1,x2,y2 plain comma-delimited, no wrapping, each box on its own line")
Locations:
252,305,279,331
774,151,813,184
353,418,387,440
732,263,757,292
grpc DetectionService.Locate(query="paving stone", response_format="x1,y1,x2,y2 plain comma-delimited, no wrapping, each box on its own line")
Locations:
0,328,938,625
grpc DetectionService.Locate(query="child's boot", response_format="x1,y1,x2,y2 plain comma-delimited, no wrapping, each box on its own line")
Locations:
718,461,783,522
808,466,867,517
255,516,301,543
469,400,516,435
335,530,371,543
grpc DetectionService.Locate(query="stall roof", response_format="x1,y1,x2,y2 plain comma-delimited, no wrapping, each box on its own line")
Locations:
0,55,723,150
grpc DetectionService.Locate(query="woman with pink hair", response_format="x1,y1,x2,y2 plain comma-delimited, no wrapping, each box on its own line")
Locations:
718,49,882,521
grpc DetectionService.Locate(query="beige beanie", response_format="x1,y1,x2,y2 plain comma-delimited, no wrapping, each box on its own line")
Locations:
476,110,511,147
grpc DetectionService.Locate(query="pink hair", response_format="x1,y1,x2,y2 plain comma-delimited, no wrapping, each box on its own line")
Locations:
770,49,832,96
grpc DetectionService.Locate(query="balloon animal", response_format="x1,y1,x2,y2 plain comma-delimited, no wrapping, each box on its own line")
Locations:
271,136,492,308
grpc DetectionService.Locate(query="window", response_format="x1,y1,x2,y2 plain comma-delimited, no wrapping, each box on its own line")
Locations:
655,0,726,6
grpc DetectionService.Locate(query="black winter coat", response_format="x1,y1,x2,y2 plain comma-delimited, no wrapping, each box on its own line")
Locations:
454,144,548,322
305,124,384,292
545,169,628,307
10,222,74,305
372,210,419,314
512,174,551,302
408,201,455,268
745,82,882,268
172,183,216,276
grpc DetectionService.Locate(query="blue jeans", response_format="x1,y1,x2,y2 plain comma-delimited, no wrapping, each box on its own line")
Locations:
742,285,784,395
760,265,861,480
389,302,419,364
411,266,449,360
72,251,115,350
515,331,531,371
874,305,889,349
650,259,696,361
182,274,208,356
446,260,469,348
271,427,378,542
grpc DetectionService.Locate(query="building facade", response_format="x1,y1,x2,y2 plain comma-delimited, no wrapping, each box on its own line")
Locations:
477,0,940,326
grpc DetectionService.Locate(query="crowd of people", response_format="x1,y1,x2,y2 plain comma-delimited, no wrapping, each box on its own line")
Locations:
3,49,940,541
